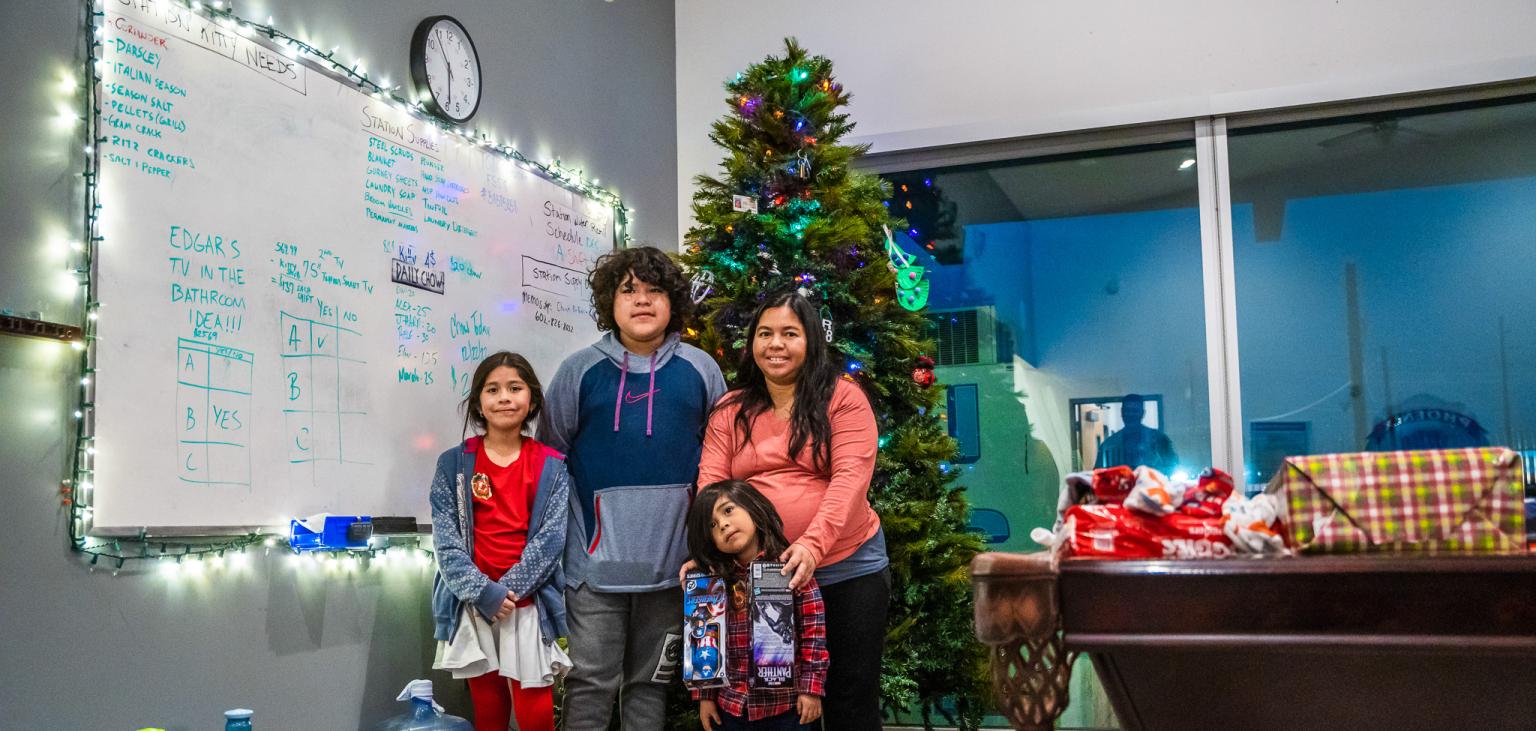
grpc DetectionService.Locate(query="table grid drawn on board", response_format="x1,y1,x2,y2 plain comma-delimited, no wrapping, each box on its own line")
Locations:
280,311,370,468
175,338,254,487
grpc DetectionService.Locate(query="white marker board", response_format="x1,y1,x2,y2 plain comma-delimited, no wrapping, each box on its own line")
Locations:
92,0,613,534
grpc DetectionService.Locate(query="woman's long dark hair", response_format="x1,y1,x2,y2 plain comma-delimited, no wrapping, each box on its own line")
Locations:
718,291,840,471
686,480,790,580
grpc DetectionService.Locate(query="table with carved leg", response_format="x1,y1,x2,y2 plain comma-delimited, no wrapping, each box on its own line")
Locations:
971,552,1536,731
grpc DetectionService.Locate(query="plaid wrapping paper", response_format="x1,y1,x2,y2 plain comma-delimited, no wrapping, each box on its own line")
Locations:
1270,447,1526,554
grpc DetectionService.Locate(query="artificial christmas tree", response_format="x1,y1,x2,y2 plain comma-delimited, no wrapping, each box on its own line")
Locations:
677,39,989,729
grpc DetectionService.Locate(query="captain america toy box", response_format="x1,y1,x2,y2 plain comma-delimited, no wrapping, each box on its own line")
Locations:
681,571,728,688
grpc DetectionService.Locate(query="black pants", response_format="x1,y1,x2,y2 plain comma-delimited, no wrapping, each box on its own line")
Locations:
818,567,891,731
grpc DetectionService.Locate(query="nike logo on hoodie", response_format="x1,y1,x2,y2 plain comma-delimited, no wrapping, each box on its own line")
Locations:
624,388,660,405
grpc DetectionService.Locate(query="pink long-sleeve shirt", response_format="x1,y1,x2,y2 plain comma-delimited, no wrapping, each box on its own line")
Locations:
698,378,881,567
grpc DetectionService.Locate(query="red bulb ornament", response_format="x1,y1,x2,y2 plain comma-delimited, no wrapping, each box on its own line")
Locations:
912,355,937,389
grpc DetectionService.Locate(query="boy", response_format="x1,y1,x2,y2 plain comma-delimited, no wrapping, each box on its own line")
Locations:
543,246,726,730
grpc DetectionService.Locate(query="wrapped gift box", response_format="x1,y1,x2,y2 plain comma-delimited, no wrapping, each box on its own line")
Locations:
1270,447,1526,554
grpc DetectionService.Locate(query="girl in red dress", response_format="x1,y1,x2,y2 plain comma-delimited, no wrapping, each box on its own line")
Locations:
429,352,572,731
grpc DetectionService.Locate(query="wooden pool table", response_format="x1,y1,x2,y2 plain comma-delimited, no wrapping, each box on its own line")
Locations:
970,552,1536,730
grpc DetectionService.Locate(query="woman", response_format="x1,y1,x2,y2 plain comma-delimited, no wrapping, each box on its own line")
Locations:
697,290,889,731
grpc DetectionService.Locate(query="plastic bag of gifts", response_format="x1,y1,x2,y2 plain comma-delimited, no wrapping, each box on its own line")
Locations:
1032,466,1290,559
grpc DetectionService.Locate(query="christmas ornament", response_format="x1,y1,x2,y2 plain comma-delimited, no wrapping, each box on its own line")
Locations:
895,265,930,311
912,368,935,388
820,305,834,343
732,194,758,213
912,355,936,389
689,269,716,304
883,225,931,311
792,150,811,179
757,249,781,274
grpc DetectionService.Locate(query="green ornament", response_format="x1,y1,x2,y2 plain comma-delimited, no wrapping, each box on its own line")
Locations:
894,265,929,310
882,225,931,310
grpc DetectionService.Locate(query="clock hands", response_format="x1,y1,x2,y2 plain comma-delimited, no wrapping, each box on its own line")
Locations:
434,28,454,106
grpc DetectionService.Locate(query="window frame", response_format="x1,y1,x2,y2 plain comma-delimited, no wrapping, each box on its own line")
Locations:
860,78,1536,491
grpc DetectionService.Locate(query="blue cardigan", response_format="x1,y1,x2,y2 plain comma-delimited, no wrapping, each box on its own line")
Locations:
430,436,570,644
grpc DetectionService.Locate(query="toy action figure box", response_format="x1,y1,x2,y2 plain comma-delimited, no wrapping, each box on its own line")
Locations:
748,561,796,689
681,571,728,688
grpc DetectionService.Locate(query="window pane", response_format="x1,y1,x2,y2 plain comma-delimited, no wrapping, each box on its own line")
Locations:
884,144,1207,728
1228,98,1536,484
882,142,1211,552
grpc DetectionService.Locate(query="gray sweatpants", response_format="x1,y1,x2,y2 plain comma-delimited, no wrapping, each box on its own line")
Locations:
561,584,682,731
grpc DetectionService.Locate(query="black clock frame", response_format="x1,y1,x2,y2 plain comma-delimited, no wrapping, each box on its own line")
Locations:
409,15,482,124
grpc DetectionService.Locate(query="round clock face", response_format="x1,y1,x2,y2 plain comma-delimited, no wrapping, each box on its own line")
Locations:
411,16,481,123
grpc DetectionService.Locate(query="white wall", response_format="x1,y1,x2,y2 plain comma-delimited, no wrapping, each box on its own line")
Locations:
675,0,1536,237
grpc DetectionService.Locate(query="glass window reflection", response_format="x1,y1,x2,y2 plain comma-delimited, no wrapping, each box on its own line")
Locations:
885,144,1211,552
1228,98,1536,483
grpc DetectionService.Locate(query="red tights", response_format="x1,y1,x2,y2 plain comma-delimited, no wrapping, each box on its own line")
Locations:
466,672,553,731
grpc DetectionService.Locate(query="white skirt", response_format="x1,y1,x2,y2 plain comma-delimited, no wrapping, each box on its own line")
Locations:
433,603,572,687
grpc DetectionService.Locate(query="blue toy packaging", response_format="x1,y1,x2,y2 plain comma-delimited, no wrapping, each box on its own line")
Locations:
681,571,728,688
748,561,795,689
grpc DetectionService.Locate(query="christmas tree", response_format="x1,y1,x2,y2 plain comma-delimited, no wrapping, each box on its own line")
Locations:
677,39,989,729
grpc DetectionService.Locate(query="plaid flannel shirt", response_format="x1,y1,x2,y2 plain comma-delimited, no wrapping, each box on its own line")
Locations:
691,574,828,720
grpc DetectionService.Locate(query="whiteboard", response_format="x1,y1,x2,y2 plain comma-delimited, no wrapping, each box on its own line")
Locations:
92,0,613,533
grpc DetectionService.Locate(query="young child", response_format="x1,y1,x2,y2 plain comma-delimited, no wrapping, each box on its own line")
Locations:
429,351,572,731
687,480,828,731
543,246,725,730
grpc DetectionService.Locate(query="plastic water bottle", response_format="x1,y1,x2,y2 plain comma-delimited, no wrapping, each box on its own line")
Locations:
371,680,471,731
224,709,254,731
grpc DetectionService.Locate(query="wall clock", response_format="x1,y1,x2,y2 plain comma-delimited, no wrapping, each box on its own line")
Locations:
409,16,482,124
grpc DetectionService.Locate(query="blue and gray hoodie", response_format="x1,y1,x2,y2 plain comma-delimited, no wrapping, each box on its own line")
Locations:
542,331,726,592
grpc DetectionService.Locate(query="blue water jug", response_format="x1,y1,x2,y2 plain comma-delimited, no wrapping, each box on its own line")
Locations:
371,680,472,731
224,709,253,731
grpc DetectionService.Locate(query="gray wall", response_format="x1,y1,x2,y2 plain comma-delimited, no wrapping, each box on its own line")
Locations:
0,1,675,728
